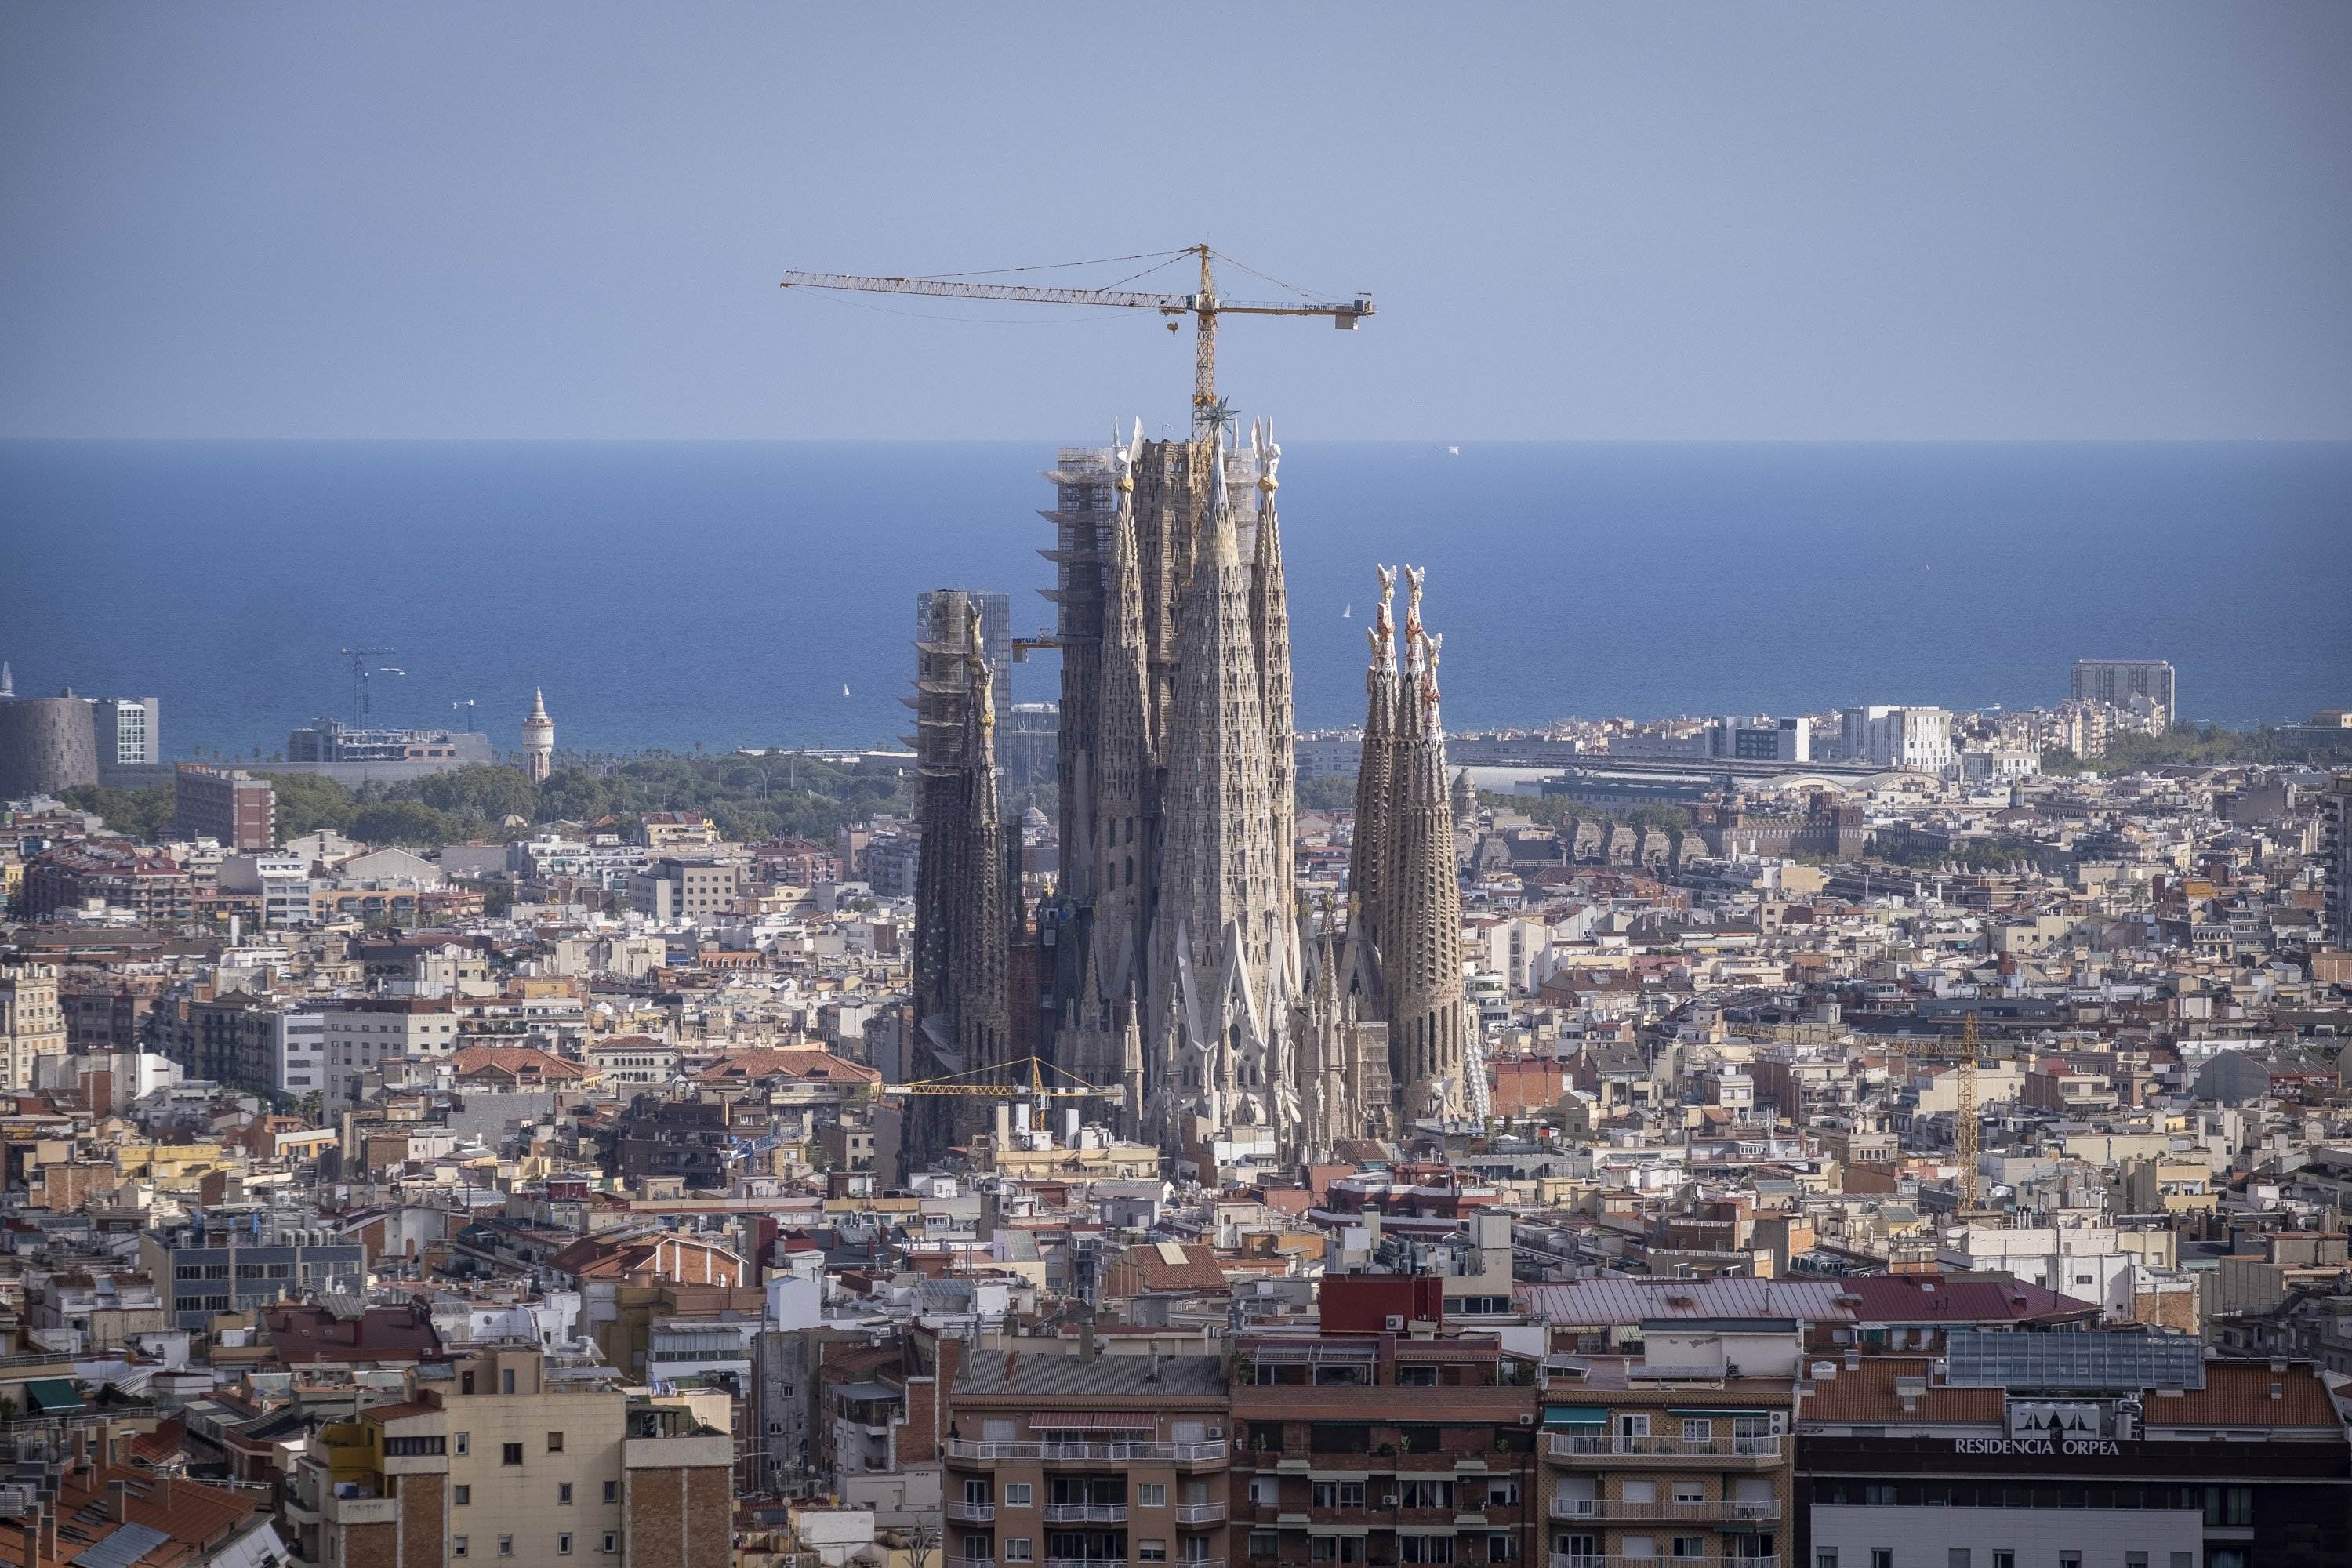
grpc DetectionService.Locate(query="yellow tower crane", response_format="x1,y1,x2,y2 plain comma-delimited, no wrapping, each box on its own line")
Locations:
781,243,1372,424
877,1054,1109,1127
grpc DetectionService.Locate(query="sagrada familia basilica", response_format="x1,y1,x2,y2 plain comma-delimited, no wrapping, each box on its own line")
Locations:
909,422,1470,1178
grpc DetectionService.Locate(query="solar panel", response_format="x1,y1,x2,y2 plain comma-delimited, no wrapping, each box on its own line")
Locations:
1944,1330,2204,1391
72,1523,172,1568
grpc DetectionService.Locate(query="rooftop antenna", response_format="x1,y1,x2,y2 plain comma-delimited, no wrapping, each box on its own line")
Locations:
339,646,396,725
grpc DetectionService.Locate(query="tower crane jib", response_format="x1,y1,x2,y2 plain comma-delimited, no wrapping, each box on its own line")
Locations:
781,243,1371,418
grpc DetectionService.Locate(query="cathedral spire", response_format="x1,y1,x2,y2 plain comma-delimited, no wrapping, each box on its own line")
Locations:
1081,425,1153,1090
1386,576,1468,1126
958,600,1012,1089
1348,565,1402,956
1248,419,1298,977
1149,426,1287,1151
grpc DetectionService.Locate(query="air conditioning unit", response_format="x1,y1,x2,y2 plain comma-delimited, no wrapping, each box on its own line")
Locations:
1385,1315,1406,1330
1516,1414,1534,1425
1381,1496,1400,1508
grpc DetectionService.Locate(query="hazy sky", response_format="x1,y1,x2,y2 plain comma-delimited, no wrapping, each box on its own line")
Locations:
3,3,2347,440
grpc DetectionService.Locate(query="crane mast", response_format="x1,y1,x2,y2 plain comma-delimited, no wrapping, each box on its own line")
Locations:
1956,1011,1980,1211
781,242,1370,420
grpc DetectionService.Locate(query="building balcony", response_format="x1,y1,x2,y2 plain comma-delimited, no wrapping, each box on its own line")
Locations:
1544,1432,1781,1466
1554,1559,1773,1568
1548,1497,1781,1523
1043,1504,1127,1523
945,1556,995,1568
948,1439,1226,1466
1042,1559,1125,1568
1174,1504,1226,1526
946,1502,996,1523
1247,1447,1510,1476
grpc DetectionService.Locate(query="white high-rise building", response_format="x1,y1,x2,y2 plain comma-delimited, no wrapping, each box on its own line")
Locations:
1838,705,1955,772
91,695,160,766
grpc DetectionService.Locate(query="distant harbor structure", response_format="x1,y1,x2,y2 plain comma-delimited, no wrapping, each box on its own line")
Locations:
522,688,556,782
271,719,495,786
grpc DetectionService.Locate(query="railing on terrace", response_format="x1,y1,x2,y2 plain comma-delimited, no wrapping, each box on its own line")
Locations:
945,1501,995,1522
1544,1432,1782,1461
1173,1503,1226,1524
948,1439,1226,1463
1041,1504,1127,1523
1548,1497,1783,1521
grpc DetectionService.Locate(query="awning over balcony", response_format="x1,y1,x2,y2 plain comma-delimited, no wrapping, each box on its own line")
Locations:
1034,1413,1156,1429
1543,1406,1608,1426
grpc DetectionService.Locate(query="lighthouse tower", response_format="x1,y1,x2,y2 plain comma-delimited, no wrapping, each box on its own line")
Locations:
521,689,554,782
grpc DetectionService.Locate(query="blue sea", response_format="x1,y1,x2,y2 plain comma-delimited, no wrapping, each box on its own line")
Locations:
1,441,2347,760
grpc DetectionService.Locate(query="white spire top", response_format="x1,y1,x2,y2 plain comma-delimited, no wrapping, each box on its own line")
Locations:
0,660,12,699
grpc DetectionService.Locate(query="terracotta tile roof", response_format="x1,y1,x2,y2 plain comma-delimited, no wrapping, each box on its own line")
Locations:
691,1048,880,1085
1098,1241,1230,1299
359,1399,441,1424
450,1044,587,1081
1797,1356,2002,1425
1842,1273,2103,1325
125,1417,187,1467
0,1464,265,1568
2150,1360,2339,1429
262,1302,441,1365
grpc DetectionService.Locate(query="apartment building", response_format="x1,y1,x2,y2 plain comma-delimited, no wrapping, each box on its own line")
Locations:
0,961,68,1093
1539,1319,1795,1568
138,1209,368,1330
1836,708,1954,774
1710,717,1809,764
2325,773,2351,948
1232,1291,1540,1568
1795,1332,2348,1568
322,996,461,1105
943,1344,1231,1568
286,1343,733,1568
2071,659,2176,724
219,851,314,927
627,855,742,923
584,1035,681,1088
173,762,277,850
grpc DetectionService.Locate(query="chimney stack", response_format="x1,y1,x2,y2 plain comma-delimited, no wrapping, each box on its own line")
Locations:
110,1479,129,1523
